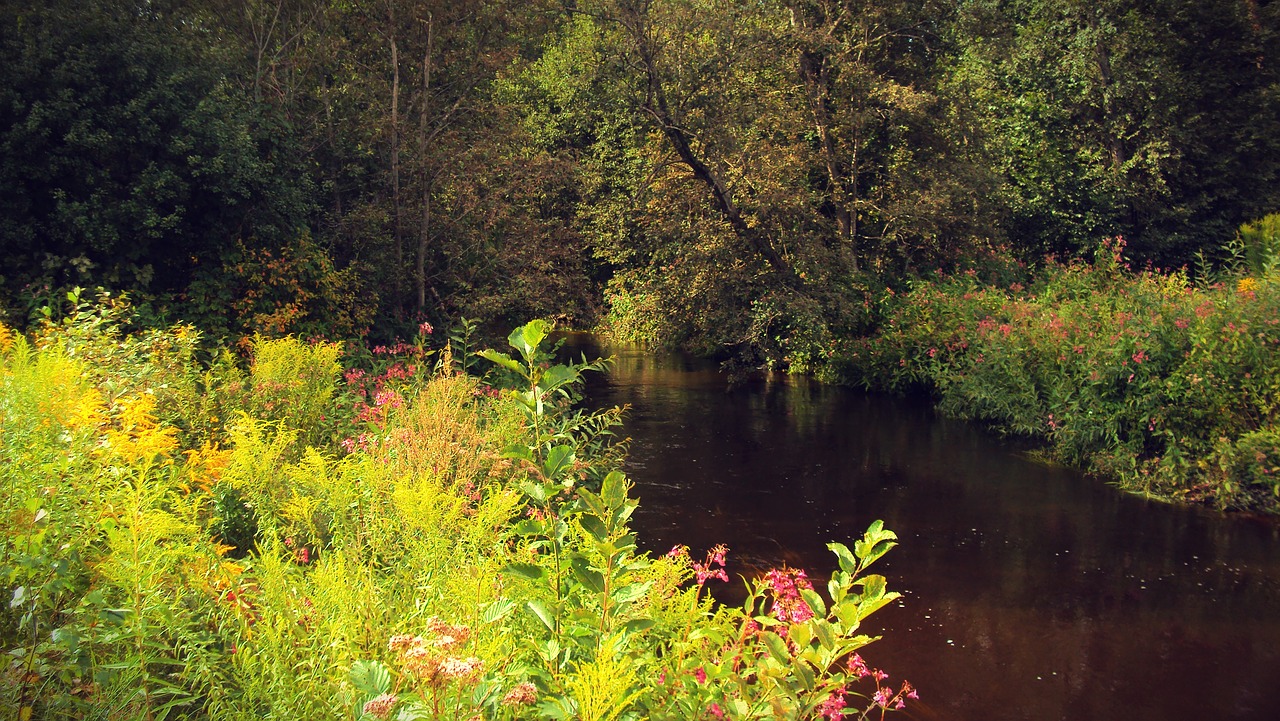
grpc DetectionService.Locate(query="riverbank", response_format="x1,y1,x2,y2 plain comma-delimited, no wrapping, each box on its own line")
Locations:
0,307,911,719
827,238,1280,513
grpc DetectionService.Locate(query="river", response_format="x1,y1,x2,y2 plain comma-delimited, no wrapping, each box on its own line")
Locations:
561,333,1280,721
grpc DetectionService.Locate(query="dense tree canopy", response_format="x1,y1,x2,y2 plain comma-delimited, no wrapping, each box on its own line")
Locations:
1,0,1276,360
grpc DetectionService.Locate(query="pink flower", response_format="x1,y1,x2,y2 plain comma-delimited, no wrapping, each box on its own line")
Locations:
765,567,815,623
848,654,870,678
502,682,537,706
362,694,398,719
694,667,707,684
818,690,846,720
873,687,893,708
709,702,726,719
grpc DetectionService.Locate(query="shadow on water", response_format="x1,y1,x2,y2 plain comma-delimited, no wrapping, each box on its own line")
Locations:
559,332,1280,721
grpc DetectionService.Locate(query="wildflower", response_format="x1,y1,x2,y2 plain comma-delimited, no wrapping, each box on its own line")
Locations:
848,654,870,678
502,682,537,706
764,567,815,623
692,545,730,585
709,702,726,719
362,693,398,720
388,634,419,652
873,686,893,708
425,618,471,650
402,647,443,683
439,656,483,682
818,690,846,720
419,321,434,336
694,667,707,684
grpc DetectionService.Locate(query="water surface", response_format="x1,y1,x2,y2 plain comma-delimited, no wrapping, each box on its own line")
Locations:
563,334,1280,721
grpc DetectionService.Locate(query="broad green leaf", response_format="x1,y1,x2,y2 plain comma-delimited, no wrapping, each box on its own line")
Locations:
481,599,517,624
813,620,837,650
792,658,816,691
517,480,548,503
541,364,579,393
763,631,791,664
578,514,608,541
601,470,626,509
503,563,546,581
622,618,655,634
612,581,652,605
570,556,605,593
542,445,576,480
800,588,826,618
350,659,391,697
788,622,813,649
827,542,857,575
509,320,550,359
526,599,556,632
477,349,523,375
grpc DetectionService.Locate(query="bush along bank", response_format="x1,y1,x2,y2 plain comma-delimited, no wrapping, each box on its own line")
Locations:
0,302,915,720
835,237,1280,513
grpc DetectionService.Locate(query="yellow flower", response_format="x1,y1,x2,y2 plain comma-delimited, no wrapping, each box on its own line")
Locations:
105,393,177,465
1237,276,1259,294
0,322,14,355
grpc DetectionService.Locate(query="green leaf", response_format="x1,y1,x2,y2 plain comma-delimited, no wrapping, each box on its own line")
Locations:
601,471,626,509
503,563,546,581
481,599,517,624
853,521,898,570
541,364,579,393
800,588,826,618
527,599,556,632
762,631,791,664
350,659,391,697
611,581,651,605
578,514,608,541
813,620,837,650
393,702,430,721
570,556,605,593
576,488,606,519
478,349,524,376
827,542,857,575
622,618,654,634
509,320,550,360
542,445,576,480
517,480,548,503
792,658,816,691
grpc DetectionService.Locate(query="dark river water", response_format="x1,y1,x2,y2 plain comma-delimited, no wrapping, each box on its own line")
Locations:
560,333,1280,721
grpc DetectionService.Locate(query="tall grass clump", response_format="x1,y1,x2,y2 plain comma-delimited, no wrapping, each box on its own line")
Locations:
2,305,915,720
841,234,1280,512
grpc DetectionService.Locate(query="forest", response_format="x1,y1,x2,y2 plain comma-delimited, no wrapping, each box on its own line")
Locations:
2,0,1280,718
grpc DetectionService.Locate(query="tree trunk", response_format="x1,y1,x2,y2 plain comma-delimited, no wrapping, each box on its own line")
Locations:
621,6,804,289
417,14,434,313
390,29,405,309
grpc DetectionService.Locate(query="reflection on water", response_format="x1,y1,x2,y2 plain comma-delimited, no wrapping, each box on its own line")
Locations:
561,333,1280,721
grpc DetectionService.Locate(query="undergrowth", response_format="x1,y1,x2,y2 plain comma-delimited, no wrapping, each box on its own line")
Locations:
837,236,1280,512
1,299,912,719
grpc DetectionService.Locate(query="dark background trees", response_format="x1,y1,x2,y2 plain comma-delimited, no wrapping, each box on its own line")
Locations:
1,0,1275,359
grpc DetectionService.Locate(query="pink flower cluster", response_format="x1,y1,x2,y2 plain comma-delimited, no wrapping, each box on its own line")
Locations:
667,544,730,586
848,654,918,711
387,619,482,688
764,567,815,624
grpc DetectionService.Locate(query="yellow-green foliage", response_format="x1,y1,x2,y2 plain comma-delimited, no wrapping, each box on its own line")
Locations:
847,239,1280,511
3,313,910,721
0,313,532,720
247,334,343,444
